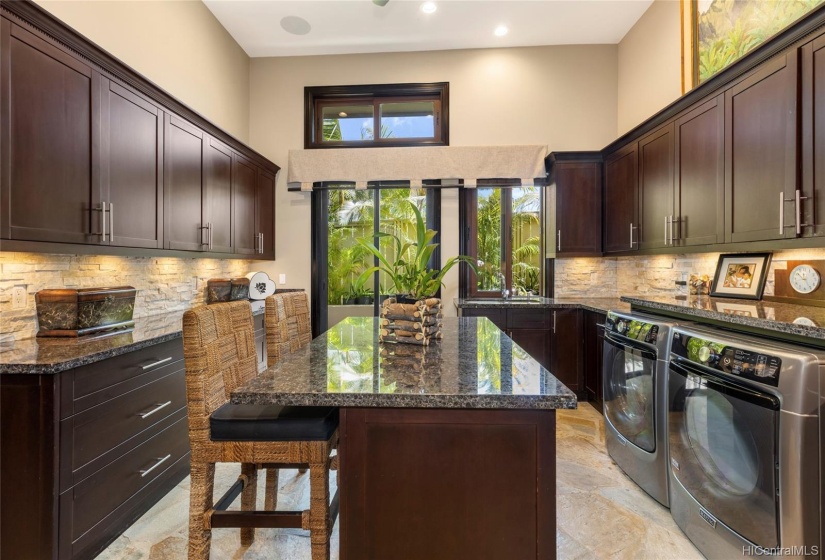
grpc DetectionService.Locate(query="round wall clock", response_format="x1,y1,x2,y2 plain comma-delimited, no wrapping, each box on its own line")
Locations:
789,264,821,294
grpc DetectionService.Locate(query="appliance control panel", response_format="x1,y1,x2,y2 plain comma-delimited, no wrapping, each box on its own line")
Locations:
606,312,660,343
671,332,782,387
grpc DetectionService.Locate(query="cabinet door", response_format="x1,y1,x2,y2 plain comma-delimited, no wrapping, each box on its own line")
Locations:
674,95,725,246
725,53,798,242
509,329,550,370
205,138,233,253
555,162,602,256
583,311,606,413
256,169,276,259
164,115,206,251
549,309,582,392
603,144,639,253
801,35,825,237
233,154,257,255
0,21,99,244
101,78,163,249
638,124,674,250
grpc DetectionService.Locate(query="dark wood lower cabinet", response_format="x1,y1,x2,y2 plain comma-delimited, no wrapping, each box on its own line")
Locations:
339,407,556,560
0,340,190,560
583,311,606,413
510,328,551,370
549,309,583,395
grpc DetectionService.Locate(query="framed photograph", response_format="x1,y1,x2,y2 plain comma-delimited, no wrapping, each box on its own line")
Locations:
710,253,772,300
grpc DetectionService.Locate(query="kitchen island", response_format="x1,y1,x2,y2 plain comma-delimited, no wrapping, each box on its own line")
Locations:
232,316,576,560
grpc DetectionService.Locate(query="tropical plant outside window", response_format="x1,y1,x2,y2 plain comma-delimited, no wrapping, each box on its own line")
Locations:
468,187,541,297
695,0,825,83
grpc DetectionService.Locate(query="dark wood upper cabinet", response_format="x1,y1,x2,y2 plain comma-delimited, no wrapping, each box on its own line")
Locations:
0,20,98,245
638,124,675,250
101,78,164,249
164,115,206,252
603,143,639,253
674,95,725,246
232,153,257,255
725,53,799,243
256,169,276,259
549,309,582,393
548,154,602,256
204,137,233,253
801,33,825,238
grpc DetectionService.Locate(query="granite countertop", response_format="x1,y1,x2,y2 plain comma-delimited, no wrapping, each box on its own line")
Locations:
232,317,577,410
454,297,630,314
0,306,265,375
622,295,825,341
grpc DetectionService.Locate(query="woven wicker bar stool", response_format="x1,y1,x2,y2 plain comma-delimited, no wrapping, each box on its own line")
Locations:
183,301,339,560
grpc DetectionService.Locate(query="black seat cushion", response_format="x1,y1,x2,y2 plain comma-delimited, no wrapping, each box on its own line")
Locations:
210,403,339,442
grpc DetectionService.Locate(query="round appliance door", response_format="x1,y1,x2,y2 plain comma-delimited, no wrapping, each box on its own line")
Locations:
603,333,658,453
668,359,780,548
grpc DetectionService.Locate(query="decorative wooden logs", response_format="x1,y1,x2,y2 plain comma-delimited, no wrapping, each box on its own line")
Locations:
379,297,443,345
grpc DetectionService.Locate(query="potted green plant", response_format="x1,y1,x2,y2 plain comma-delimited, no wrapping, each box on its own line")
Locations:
355,202,476,304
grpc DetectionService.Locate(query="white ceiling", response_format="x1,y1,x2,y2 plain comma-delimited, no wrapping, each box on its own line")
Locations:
203,0,654,58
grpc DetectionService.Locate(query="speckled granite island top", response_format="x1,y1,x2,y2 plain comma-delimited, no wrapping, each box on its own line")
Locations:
454,296,630,314
623,295,825,341
1,307,264,375
232,316,577,410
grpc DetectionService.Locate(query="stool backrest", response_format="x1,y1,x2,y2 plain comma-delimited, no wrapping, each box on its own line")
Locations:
265,292,312,365
182,301,257,445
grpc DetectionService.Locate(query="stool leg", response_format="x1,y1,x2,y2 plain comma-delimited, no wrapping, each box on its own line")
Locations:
188,461,215,560
240,463,258,546
264,468,279,511
308,462,331,560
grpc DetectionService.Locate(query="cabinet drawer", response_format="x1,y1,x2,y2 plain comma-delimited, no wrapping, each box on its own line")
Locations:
61,339,183,418
507,309,551,330
60,367,185,489
460,308,507,331
59,412,189,553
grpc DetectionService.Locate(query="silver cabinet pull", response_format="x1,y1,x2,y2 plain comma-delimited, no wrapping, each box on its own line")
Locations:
109,202,114,241
209,223,213,251
200,223,209,248
795,190,810,235
664,215,669,245
137,401,172,419
670,215,677,245
139,454,171,477
779,191,785,235
142,356,172,370
557,230,561,252
629,223,638,248
552,310,557,333
92,201,108,240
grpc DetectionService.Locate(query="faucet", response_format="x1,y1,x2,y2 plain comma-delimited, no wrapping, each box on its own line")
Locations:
497,271,510,299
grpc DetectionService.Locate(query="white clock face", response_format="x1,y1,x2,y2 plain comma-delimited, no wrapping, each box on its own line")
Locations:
790,264,821,294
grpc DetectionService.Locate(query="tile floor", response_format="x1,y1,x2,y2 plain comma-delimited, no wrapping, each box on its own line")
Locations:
96,403,703,559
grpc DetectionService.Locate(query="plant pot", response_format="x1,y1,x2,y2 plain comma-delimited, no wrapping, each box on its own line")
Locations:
344,297,357,305
355,296,372,305
394,294,419,304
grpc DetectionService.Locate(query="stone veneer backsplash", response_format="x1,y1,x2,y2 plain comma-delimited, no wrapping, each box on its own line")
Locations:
0,253,253,341
554,248,825,299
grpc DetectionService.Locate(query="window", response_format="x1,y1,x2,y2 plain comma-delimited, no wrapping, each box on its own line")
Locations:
461,186,543,298
305,83,449,148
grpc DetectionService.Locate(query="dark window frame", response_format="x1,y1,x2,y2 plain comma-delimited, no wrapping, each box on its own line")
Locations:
459,182,545,299
304,83,449,149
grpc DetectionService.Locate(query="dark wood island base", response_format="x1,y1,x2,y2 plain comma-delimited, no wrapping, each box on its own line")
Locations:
339,407,557,560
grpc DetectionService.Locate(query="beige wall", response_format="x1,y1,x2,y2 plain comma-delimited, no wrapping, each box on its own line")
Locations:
617,0,682,136
34,0,251,142
248,45,619,313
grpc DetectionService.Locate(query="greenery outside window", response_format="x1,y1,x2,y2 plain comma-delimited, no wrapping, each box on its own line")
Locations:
461,186,542,298
305,83,449,148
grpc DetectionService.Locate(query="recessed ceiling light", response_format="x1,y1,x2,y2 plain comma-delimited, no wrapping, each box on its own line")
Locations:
421,2,437,14
494,24,509,37
280,15,311,36
338,111,348,117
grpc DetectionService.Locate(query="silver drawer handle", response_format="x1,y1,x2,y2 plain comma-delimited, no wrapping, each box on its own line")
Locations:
142,357,172,370
596,323,608,330
139,454,171,477
138,401,172,419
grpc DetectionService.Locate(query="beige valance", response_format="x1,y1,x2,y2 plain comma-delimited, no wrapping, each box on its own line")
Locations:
286,145,548,191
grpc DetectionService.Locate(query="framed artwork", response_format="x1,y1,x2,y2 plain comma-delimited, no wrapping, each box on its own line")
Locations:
710,253,772,300
681,0,825,89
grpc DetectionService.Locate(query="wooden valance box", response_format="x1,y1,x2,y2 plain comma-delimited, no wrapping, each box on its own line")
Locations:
35,287,137,337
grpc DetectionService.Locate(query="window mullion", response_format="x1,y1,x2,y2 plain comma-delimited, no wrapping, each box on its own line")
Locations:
503,188,513,294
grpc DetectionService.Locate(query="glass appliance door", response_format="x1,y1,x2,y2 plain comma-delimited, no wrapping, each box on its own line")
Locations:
603,333,658,452
668,359,780,548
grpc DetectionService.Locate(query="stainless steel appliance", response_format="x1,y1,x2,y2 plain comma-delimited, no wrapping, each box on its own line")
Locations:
602,310,685,507
667,324,825,559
